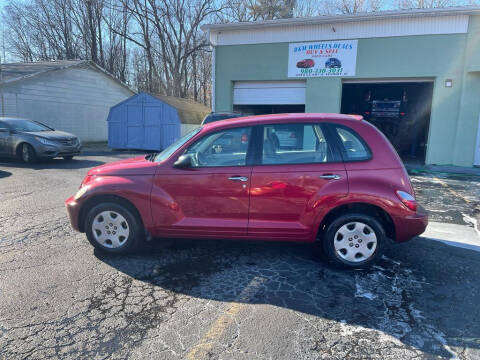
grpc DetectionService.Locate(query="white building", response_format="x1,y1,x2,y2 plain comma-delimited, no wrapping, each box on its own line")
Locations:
0,60,134,141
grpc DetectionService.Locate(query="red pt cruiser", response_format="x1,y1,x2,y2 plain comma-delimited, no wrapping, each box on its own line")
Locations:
66,114,427,268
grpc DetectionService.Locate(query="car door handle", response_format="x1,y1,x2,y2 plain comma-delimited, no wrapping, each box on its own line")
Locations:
228,176,249,182
319,174,341,180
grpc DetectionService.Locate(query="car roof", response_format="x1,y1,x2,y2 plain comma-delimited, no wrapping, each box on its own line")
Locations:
202,113,363,130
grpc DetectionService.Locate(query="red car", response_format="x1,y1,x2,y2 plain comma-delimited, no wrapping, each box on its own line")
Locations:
65,114,427,268
296,59,315,68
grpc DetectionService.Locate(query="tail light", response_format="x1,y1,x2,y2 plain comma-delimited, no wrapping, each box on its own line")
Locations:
364,111,370,115
400,112,406,116
396,190,418,211
241,133,248,143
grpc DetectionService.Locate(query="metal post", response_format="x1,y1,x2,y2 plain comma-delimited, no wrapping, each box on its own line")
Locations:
0,55,4,117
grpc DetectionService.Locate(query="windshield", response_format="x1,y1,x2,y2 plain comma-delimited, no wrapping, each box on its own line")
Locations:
154,127,202,162
6,119,52,132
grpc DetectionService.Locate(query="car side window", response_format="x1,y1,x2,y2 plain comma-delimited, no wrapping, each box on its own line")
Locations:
185,127,252,167
261,124,331,165
334,126,371,161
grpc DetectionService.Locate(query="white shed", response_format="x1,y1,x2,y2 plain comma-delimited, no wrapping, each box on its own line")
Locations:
0,60,134,141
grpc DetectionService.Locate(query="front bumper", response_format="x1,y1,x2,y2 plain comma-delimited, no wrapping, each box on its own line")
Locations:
36,143,82,158
393,205,428,242
65,196,81,232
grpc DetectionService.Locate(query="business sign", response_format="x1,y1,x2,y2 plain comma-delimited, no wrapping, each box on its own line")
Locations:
288,40,358,78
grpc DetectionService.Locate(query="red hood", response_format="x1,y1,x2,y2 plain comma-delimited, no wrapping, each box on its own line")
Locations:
88,155,157,176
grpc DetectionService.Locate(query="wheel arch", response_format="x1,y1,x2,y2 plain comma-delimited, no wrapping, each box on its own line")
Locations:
78,194,144,233
317,202,395,242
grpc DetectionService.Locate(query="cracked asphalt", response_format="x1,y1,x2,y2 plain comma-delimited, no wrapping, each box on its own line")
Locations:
1,154,480,360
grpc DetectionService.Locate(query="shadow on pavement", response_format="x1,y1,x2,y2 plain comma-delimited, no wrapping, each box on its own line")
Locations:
0,157,105,170
94,236,480,358
0,170,12,178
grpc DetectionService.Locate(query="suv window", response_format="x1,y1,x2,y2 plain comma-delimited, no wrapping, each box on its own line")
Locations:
262,124,331,165
185,127,252,167
334,126,371,161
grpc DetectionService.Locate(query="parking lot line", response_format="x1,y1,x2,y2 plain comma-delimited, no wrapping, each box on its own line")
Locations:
432,177,471,204
186,276,266,360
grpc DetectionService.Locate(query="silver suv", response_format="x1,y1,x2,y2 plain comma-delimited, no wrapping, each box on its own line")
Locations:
0,117,81,163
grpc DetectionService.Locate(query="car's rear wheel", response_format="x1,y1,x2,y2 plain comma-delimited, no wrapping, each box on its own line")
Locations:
63,156,74,161
323,213,385,269
85,202,143,253
20,143,37,164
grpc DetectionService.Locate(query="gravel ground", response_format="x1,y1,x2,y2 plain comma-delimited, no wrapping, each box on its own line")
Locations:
0,154,479,360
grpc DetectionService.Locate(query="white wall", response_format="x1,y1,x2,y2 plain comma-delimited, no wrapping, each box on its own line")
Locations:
1,66,134,141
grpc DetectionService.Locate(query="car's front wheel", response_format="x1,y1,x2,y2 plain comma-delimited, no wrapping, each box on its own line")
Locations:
20,143,37,163
85,202,143,253
323,213,385,269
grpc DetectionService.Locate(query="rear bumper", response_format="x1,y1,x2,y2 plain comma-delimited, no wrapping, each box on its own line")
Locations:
393,205,428,242
65,196,81,232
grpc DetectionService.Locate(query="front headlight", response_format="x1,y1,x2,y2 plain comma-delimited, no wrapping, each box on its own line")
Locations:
74,185,89,200
35,137,57,146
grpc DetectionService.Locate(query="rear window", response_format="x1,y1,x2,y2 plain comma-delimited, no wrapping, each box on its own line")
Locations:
334,126,371,161
261,123,333,165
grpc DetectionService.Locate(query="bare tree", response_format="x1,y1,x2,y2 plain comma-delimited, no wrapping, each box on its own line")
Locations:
397,0,453,8
321,0,382,14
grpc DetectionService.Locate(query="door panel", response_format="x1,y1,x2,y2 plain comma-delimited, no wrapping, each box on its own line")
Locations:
152,167,251,237
248,163,347,241
151,126,254,239
0,124,11,156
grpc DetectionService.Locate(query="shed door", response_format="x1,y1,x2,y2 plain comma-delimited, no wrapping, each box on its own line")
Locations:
144,105,162,150
127,104,143,148
233,81,306,105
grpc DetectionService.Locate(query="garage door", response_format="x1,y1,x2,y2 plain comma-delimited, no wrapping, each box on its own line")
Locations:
233,81,306,105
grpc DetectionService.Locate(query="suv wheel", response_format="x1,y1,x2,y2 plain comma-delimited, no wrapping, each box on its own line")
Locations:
85,202,143,253
323,213,385,269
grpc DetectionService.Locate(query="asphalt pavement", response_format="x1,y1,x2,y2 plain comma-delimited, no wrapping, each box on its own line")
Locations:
1,154,480,360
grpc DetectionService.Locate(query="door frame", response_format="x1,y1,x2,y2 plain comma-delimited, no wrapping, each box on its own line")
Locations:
474,112,480,167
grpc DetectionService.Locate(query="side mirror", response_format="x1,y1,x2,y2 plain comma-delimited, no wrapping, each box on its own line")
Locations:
173,154,192,169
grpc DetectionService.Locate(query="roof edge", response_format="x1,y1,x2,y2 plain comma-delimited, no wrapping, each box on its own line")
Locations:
201,6,480,32
0,60,89,85
1,60,135,95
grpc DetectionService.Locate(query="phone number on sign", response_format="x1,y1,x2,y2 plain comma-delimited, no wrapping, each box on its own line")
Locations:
295,67,345,76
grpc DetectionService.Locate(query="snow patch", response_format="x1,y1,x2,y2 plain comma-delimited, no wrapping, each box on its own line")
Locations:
462,213,480,238
355,281,377,300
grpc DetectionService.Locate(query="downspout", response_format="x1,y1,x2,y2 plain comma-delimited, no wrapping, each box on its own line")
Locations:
0,58,4,116
211,46,216,112
208,29,216,112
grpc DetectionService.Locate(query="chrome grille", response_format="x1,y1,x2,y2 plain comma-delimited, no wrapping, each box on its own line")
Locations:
57,138,77,146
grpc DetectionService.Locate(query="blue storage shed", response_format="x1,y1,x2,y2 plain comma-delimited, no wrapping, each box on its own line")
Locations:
107,92,184,151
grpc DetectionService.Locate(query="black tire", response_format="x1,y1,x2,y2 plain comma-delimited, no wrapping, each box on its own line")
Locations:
322,213,385,269
85,202,144,254
20,143,37,164
63,156,74,161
